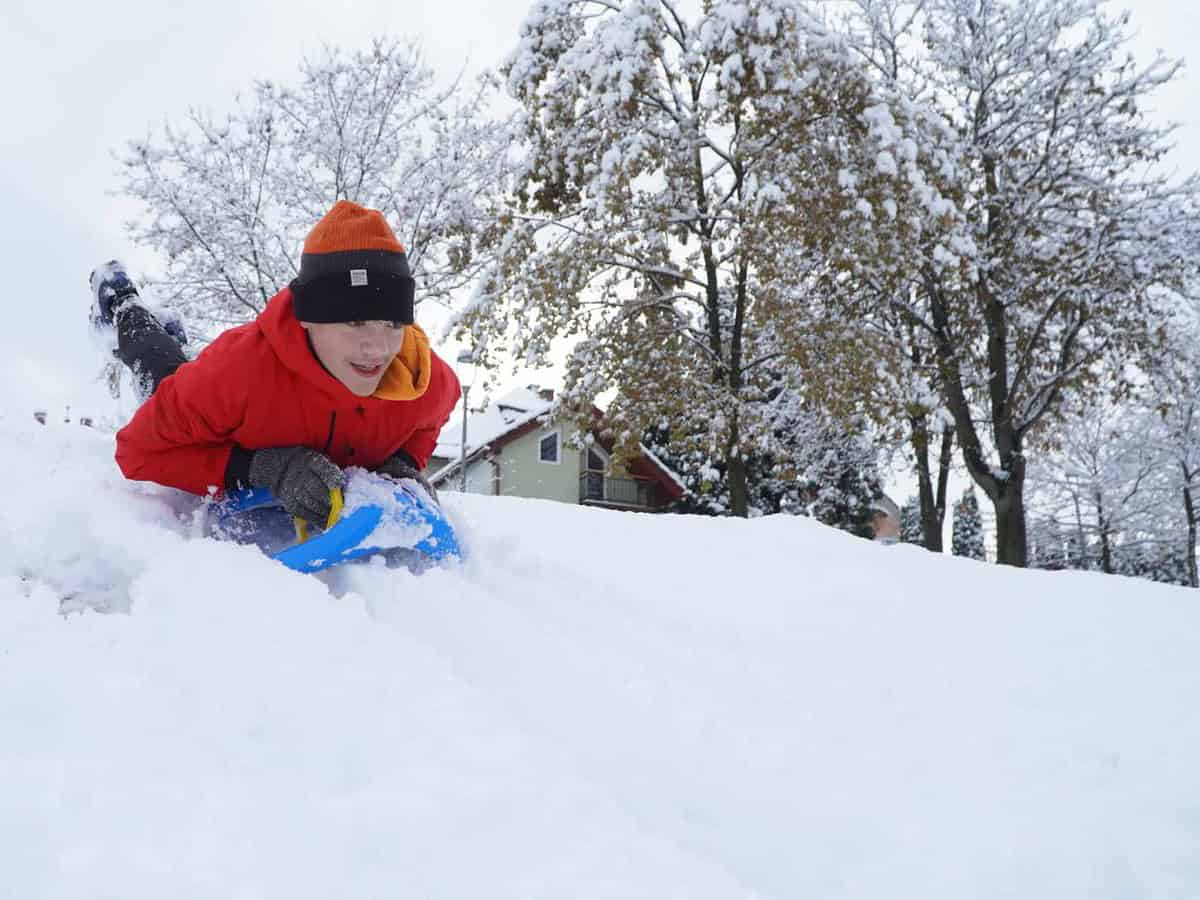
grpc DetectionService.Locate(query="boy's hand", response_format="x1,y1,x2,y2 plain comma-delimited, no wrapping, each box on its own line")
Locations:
375,450,439,505
249,447,344,525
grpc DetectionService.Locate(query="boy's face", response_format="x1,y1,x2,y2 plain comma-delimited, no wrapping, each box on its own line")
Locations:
301,320,407,396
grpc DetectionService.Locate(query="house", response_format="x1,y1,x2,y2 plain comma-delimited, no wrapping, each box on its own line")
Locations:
429,386,685,512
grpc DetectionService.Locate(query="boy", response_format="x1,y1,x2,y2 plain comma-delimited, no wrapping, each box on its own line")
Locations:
98,200,460,527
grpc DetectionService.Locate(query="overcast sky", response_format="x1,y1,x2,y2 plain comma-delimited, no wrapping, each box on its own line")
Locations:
0,0,1196,411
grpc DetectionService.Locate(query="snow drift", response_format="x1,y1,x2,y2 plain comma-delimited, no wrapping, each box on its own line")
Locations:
2,407,1198,899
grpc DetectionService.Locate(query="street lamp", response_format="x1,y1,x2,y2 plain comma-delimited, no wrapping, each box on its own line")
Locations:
455,349,478,493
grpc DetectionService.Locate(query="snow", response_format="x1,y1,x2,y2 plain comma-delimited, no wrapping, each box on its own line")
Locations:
340,470,435,554
3,406,1200,898
431,384,552,463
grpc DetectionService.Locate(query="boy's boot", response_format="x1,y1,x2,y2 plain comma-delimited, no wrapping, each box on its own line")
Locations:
89,260,189,346
88,259,140,332
88,260,189,398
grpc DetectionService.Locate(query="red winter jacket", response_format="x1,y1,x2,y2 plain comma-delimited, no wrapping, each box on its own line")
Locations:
115,288,460,496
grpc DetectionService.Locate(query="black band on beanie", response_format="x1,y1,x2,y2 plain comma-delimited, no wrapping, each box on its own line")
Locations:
292,272,415,324
291,248,415,324
295,249,412,285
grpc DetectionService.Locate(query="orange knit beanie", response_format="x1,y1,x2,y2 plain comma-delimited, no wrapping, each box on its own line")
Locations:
291,200,415,324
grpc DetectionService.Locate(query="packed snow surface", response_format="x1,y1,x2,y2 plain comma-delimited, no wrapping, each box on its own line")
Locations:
3,410,1199,899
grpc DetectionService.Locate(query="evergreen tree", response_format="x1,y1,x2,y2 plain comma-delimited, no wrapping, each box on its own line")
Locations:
642,405,882,537
640,426,729,517
1115,542,1194,587
951,489,985,560
804,449,882,539
899,496,924,546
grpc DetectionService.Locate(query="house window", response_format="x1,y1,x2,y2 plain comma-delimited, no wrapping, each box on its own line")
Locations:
586,448,606,472
538,431,560,464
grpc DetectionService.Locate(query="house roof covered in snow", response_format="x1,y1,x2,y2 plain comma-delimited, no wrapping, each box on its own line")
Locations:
432,386,554,464
430,386,686,500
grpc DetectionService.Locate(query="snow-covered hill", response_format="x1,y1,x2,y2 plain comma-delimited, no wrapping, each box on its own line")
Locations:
3,406,1198,899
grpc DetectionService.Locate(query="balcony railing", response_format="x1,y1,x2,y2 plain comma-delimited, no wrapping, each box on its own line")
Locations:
579,472,665,509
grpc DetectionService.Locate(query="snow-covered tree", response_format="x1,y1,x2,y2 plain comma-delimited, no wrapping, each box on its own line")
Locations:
899,495,924,545
643,386,882,534
1152,407,1200,588
1142,306,1200,587
825,2,962,554
833,0,1200,566
1025,397,1167,574
121,38,509,336
801,437,883,538
1114,543,1194,588
462,0,961,517
1022,300,1199,588
1028,518,1072,571
951,487,985,560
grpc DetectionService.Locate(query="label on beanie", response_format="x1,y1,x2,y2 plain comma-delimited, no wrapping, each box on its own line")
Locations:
350,269,369,287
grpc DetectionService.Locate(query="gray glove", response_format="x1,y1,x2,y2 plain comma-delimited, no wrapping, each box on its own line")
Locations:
249,447,344,525
375,451,439,505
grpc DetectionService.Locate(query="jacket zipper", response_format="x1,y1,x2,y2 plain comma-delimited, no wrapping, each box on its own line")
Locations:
322,412,337,454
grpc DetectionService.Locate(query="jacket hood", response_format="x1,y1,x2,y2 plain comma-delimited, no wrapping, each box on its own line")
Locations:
257,288,432,402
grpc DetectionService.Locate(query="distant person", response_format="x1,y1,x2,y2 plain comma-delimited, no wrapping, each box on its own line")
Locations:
869,494,901,544
91,200,459,527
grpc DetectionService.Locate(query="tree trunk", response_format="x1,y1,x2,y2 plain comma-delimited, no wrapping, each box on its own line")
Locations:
923,273,1029,566
936,371,1030,567
1096,492,1113,574
917,475,942,551
934,424,954,544
909,417,954,552
728,453,748,518
725,402,748,517
1071,495,1089,568
993,470,1029,567
909,416,937,551
1184,481,1198,589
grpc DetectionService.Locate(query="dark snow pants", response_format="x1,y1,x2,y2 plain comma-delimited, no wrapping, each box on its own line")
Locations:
115,304,188,397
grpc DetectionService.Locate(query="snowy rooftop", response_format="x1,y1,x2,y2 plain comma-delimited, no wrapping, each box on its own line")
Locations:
432,385,553,461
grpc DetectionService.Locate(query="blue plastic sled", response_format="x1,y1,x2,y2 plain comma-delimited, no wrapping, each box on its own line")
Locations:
214,475,461,574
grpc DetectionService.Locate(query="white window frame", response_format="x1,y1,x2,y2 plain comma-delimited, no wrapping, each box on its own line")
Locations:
537,429,562,465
